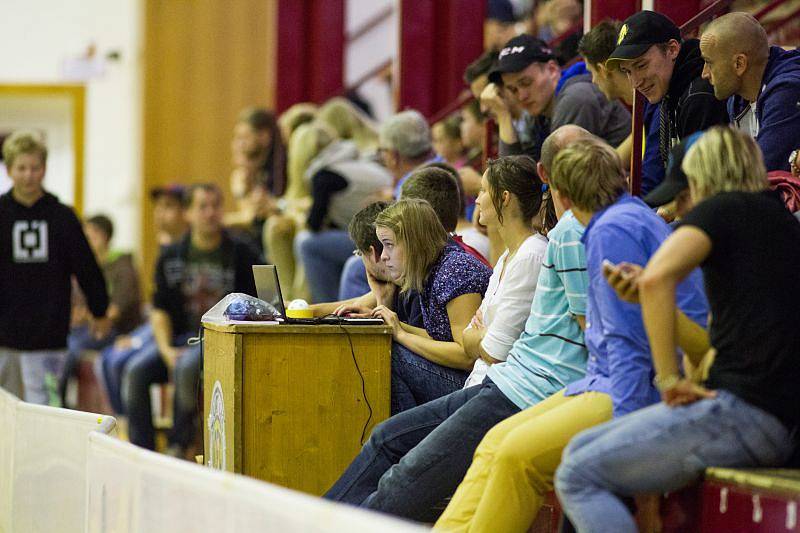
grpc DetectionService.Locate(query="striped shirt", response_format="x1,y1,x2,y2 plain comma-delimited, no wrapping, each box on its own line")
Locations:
488,212,589,409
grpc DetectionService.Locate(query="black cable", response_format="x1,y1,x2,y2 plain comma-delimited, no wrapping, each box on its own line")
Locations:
325,314,373,445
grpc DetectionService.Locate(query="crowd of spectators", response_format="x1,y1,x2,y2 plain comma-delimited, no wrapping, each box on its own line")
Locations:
2,1,800,530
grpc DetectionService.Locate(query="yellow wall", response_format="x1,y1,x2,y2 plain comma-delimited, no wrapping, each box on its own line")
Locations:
142,0,277,296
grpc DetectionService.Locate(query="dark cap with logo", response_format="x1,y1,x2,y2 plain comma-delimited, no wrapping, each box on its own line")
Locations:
607,11,681,66
644,131,703,207
488,34,556,84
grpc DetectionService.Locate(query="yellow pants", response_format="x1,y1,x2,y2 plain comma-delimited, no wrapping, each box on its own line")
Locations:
435,389,613,533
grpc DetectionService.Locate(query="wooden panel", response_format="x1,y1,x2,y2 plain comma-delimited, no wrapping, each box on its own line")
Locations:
203,328,242,473
142,0,277,297
241,329,391,495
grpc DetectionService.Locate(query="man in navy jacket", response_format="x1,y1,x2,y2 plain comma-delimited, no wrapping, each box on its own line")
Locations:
701,12,800,171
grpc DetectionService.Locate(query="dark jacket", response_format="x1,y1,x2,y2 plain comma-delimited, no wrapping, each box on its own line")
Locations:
152,231,262,335
728,46,800,172
0,191,108,350
658,39,730,165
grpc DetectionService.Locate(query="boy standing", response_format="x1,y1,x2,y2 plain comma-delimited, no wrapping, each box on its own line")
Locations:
0,131,109,404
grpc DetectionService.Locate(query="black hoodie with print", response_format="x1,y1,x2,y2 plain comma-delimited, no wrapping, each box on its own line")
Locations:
0,191,108,350
658,38,730,165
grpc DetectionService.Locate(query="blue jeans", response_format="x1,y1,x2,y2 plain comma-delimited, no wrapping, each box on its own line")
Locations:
296,229,355,303
391,342,469,415
101,323,156,414
338,255,370,300
61,324,118,405
122,333,202,450
324,379,520,521
555,390,795,533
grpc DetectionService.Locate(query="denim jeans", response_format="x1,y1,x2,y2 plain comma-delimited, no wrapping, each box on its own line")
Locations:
60,324,118,405
338,255,370,300
122,333,202,450
391,342,469,415
555,390,795,533
296,229,356,303
101,323,156,414
324,379,520,521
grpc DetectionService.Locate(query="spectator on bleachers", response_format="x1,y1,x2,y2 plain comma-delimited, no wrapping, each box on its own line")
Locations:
485,0,521,51
99,185,187,415
123,184,262,456
225,108,286,254
423,162,491,262
432,114,466,169
62,214,142,403
484,34,631,162
464,50,499,100
700,12,800,171
642,132,703,220
555,126,800,533
579,20,666,195
370,199,491,414
151,184,188,247
0,131,109,405
380,110,443,199
461,100,487,172
276,102,317,151
264,121,336,301
295,135,393,303
317,97,380,155
607,11,729,183
436,138,709,531
325,152,564,521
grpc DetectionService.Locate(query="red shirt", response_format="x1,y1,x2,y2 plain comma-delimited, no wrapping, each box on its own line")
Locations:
451,234,492,268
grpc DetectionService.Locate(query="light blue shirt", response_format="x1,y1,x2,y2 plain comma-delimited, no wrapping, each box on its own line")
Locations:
489,212,589,409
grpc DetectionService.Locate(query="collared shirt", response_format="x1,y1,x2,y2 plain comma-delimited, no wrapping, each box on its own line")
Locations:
564,194,709,417
489,212,589,409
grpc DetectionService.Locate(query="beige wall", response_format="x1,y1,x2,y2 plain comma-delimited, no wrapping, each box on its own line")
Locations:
142,0,277,295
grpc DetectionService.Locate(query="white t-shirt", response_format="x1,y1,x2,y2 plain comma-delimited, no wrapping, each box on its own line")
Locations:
463,233,548,387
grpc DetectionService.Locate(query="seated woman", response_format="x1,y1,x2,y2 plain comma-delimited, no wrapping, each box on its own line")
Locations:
461,156,550,386
371,199,492,414
324,156,557,514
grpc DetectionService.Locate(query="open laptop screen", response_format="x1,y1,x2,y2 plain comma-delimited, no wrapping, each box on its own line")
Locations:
252,265,286,317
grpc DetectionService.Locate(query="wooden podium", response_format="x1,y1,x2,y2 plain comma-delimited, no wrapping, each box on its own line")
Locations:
202,321,392,495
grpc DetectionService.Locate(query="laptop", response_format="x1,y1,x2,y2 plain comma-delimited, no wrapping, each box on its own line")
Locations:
252,265,383,325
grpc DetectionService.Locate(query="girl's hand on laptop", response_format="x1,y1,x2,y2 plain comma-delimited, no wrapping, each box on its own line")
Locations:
372,305,400,338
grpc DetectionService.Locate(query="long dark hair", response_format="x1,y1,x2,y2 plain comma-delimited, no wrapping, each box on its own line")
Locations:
238,107,287,196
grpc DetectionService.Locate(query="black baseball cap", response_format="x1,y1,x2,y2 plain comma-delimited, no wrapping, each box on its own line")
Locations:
150,183,186,201
488,35,556,84
606,11,681,66
644,131,703,207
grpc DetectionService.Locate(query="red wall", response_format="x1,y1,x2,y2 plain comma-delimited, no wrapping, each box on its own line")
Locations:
397,0,485,119
276,0,345,113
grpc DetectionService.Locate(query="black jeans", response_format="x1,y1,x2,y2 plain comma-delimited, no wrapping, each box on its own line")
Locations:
324,378,520,522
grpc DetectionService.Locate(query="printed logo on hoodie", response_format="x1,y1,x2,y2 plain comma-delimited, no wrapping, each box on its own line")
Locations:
12,220,48,263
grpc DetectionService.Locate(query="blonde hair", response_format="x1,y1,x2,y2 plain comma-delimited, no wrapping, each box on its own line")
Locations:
2,130,47,168
375,199,448,293
549,138,626,212
278,102,318,144
318,97,379,153
285,121,336,200
682,126,767,202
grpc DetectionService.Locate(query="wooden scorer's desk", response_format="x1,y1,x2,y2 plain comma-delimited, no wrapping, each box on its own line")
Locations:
202,321,392,495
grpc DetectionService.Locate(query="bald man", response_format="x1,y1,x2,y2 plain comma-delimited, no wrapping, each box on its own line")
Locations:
701,12,800,171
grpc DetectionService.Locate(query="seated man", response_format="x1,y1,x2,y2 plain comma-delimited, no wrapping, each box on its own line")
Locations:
483,34,631,161
324,126,590,519
578,20,665,195
555,127,800,533
435,137,708,532
122,184,262,456
700,12,800,172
